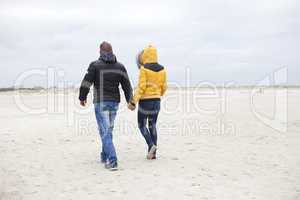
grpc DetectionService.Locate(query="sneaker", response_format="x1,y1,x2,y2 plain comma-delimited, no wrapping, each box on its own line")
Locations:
147,145,157,160
105,161,118,171
151,150,157,160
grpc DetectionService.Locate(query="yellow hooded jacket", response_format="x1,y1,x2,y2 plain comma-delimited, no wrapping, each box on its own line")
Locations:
132,46,167,104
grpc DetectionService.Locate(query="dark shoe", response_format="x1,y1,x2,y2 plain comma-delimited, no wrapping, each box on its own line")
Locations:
105,161,118,171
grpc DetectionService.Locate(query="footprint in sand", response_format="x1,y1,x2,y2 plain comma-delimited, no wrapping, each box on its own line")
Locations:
293,121,300,127
191,183,201,187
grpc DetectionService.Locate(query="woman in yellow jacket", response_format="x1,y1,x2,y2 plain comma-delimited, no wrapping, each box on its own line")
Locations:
128,45,167,159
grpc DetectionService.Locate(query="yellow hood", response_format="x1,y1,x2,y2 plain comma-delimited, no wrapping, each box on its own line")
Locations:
141,45,157,64
132,45,167,104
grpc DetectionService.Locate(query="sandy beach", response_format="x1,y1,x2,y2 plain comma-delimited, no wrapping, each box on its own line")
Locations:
0,87,299,200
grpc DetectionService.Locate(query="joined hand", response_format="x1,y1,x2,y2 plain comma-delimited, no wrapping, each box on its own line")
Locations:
127,102,136,111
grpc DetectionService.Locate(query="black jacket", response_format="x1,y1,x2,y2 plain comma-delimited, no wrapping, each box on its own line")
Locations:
79,56,132,103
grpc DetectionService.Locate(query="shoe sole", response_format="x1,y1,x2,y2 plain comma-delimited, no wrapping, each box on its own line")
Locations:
147,145,157,160
109,167,118,171
104,162,118,171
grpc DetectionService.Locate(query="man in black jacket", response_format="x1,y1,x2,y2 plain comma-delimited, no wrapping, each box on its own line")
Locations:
79,41,132,171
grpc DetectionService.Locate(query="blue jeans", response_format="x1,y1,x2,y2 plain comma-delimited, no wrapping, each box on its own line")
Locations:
138,99,160,150
94,101,119,163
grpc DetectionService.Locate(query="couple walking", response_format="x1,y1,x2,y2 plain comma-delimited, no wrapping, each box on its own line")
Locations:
79,41,167,171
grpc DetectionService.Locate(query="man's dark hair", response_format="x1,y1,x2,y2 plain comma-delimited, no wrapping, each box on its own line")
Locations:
100,41,113,53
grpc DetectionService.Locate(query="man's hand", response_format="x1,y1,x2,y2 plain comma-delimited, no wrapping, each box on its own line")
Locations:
127,102,136,111
80,100,87,107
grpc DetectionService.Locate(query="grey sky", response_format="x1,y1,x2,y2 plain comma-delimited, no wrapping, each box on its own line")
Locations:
0,0,299,87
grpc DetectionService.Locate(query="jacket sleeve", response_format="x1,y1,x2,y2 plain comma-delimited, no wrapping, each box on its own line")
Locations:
79,63,95,101
161,70,167,96
132,67,147,104
120,67,133,103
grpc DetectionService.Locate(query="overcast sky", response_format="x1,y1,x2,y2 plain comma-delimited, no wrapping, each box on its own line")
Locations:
0,0,299,87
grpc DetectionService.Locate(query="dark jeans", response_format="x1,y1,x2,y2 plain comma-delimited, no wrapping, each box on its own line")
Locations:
138,99,160,150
